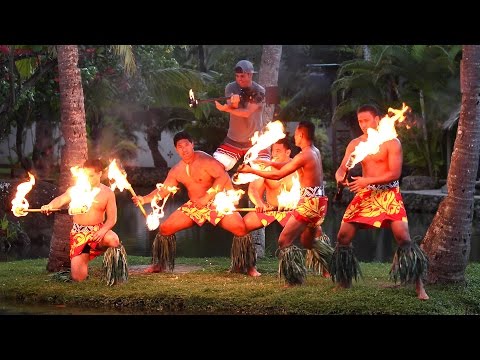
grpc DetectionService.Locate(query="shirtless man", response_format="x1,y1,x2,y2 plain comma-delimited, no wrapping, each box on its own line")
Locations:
133,131,260,277
243,138,296,232
238,121,332,286
334,104,429,300
41,159,120,282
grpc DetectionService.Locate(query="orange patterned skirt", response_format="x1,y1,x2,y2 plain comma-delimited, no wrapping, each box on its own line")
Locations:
69,223,105,260
292,196,328,228
342,183,408,228
257,207,293,227
178,200,226,226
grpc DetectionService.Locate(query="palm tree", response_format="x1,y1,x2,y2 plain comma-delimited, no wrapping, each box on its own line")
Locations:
422,45,480,283
47,45,88,272
259,45,282,125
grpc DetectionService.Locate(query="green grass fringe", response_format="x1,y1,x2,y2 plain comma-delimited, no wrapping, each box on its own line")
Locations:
102,244,129,286
152,234,176,272
305,235,334,275
330,245,362,286
390,241,428,284
50,270,72,282
278,245,306,285
230,234,256,273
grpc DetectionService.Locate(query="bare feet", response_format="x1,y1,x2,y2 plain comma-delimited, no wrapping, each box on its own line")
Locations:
416,280,429,300
247,267,261,277
143,264,164,273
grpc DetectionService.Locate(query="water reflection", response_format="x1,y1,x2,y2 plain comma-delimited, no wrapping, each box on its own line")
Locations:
2,188,479,262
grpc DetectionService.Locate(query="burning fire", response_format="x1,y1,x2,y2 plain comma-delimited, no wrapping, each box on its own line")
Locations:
233,120,286,185
146,183,179,230
11,172,35,217
189,89,198,108
107,159,132,192
347,103,410,169
68,166,100,215
213,189,245,215
277,174,301,211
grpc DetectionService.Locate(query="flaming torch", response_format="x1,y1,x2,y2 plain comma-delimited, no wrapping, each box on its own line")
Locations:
68,166,100,215
334,103,410,202
188,89,232,108
213,189,245,215
146,183,179,230
232,120,286,185
277,174,301,211
11,172,36,217
107,159,147,218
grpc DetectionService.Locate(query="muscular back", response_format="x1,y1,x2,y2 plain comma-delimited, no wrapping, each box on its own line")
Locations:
297,146,324,187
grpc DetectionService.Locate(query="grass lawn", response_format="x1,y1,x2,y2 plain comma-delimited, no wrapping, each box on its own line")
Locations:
1,256,479,315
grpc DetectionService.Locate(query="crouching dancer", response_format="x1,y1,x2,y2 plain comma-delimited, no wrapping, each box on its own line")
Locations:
238,121,333,286
133,131,260,277
41,159,127,285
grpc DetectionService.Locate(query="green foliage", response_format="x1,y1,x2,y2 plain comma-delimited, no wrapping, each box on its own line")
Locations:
332,45,461,178
0,214,22,250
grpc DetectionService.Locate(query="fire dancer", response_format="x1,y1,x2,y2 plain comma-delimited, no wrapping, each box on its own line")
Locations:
132,131,260,277
244,138,331,278
41,159,125,283
213,60,270,171
238,121,333,286
334,104,429,300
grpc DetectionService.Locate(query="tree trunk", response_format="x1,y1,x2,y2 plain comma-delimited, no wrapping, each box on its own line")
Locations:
32,104,55,179
47,45,88,272
258,45,282,126
422,45,480,284
253,45,282,257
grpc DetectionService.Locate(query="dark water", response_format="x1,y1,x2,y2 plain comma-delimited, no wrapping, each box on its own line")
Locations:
2,188,479,262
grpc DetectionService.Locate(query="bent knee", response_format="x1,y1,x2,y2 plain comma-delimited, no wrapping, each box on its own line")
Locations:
160,223,175,236
104,231,120,247
71,272,88,282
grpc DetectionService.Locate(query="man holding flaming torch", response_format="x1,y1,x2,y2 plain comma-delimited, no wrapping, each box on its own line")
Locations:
238,121,333,286
41,159,126,284
213,60,270,171
333,104,429,300
132,131,260,277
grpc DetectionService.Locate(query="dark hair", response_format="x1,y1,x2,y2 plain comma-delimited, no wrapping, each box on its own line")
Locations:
357,104,380,117
83,159,104,172
173,131,193,147
297,121,315,141
274,137,292,151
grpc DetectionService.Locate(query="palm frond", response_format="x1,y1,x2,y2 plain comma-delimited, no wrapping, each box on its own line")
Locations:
112,45,137,76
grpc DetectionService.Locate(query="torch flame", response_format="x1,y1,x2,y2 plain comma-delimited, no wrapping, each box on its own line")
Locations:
146,183,179,230
277,174,301,211
107,159,131,191
233,120,286,185
189,89,198,108
68,166,100,215
348,103,410,169
11,172,35,217
213,189,245,215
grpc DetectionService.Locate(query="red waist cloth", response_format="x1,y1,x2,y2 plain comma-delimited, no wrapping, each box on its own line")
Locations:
292,196,328,228
257,208,292,227
69,223,105,260
342,186,408,228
